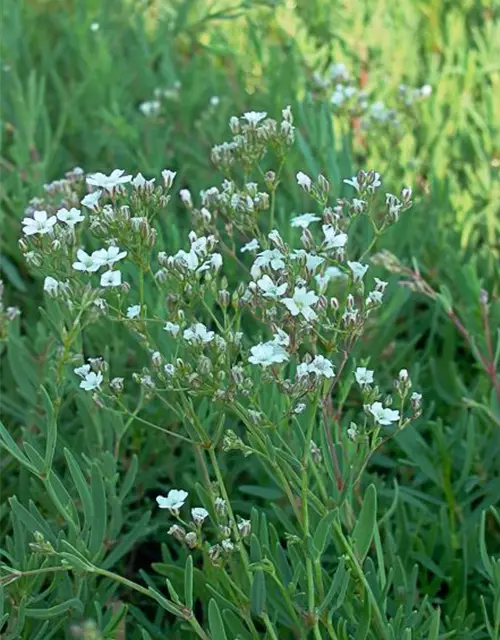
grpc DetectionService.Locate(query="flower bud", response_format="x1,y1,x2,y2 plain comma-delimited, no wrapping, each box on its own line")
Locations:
317,174,330,194
184,532,198,549
301,228,314,250
168,525,186,542
237,519,251,538
229,116,240,134
110,377,124,393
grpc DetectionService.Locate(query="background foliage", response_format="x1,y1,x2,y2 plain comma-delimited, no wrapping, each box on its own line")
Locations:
1,0,500,637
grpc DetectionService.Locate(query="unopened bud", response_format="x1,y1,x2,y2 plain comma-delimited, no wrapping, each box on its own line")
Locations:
317,174,330,193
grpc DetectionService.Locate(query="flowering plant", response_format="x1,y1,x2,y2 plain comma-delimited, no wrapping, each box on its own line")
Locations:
2,106,432,637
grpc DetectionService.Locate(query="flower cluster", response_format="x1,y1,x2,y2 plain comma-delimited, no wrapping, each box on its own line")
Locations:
311,62,432,132
138,82,181,117
156,489,250,561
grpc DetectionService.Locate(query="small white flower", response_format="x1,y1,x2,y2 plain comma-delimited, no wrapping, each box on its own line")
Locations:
323,225,348,250
290,250,324,272
347,261,369,282
173,249,199,271
22,210,57,236
74,364,91,378
241,239,260,253
132,173,155,189
222,539,234,552
351,198,366,213
355,367,374,386
242,111,267,126
127,305,141,318
43,276,59,295
162,170,177,188
315,266,346,291
90,22,99,31
282,286,319,322
374,278,388,292
56,207,85,227
399,369,409,382
93,246,127,266
366,290,384,306
411,391,422,403
210,96,220,106
251,249,285,278
308,355,335,378
80,371,103,391
296,172,312,191
164,322,180,336
347,423,358,440
210,253,223,271
86,169,132,192
291,213,320,228
294,403,306,414
296,362,310,378
81,190,102,211
156,489,188,512
369,402,400,426
100,270,122,287
164,363,175,376
272,329,290,347
72,249,103,273
330,62,349,81
420,84,432,98
191,507,209,525
256,275,287,299
139,100,161,117
248,342,289,367
343,175,361,192
183,323,214,344
180,189,192,207
268,229,283,246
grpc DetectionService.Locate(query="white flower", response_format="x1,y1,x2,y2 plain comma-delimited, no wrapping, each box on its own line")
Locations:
90,22,99,31
347,423,358,440
164,322,180,336
420,84,432,98
156,489,188,512
74,364,91,378
282,286,319,321
366,290,384,306
56,207,85,227
355,367,374,386
100,270,122,287
251,249,285,278
347,261,369,282
132,173,155,189
343,175,361,192
272,329,290,347
22,210,57,236
296,172,312,191
210,96,220,106
256,275,287,299
399,369,409,382
81,190,102,211
139,100,161,117
308,355,335,378
80,371,103,391
374,278,388,292
368,172,382,192
191,507,209,525
268,229,283,246
296,362,310,378
164,364,175,376
290,250,324,272
315,266,346,291
86,169,132,192
162,170,177,188
369,402,400,426
43,276,59,295
93,246,127,266
291,213,320,228
210,253,223,271
180,189,192,207
331,89,345,107
241,239,260,253
294,403,306,414
330,62,349,81
351,198,366,213
173,249,199,271
242,111,267,126
323,225,348,249
127,305,141,318
72,249,103,273
248,342,289,367
183,323,214,344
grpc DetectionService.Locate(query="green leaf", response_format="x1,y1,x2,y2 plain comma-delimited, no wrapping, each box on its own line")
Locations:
223,609,254,640
250,570,266,617
118,454,139,502
184,555,194,610
355,591,371,640
101,512,150,569
7,330,38,402
89,463,107,558
41,386,57,472
208,599,228,640
64,448,93,534
0,420,38,474
25,598,84,619
320,557,348,613
479,510,493,578
352,484,377,563
427,607,441,640
313,509,338,560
